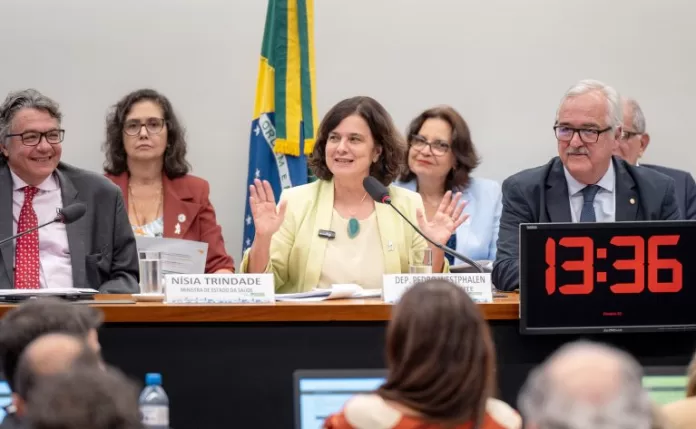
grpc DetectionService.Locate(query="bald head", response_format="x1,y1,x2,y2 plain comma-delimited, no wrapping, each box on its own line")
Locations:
519,341,652,429
15,333,101,402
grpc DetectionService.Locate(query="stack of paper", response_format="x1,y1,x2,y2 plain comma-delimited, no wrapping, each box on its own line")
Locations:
275,284,382,302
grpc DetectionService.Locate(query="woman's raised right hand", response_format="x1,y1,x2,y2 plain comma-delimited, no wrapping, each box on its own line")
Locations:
249,179,288,238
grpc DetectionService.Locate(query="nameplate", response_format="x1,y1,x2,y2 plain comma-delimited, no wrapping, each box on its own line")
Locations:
382,273,493,304
165,274,275,304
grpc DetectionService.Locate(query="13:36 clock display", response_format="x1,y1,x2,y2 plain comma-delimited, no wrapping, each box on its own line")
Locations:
520,222,696,334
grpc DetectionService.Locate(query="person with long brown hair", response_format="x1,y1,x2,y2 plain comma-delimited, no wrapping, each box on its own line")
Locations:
324,279,521,429
103,89,234,273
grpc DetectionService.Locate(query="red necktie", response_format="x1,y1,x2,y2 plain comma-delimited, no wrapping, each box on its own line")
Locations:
15,186,40,289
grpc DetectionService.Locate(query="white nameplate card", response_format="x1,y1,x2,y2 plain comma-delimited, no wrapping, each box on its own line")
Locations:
382,273,493,304
165,274,275,304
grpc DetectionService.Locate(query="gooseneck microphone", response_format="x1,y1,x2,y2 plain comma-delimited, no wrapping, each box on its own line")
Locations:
0,202,86,247
363,177,485,273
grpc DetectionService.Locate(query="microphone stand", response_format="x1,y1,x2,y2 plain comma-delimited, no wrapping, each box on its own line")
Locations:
0,217,60,247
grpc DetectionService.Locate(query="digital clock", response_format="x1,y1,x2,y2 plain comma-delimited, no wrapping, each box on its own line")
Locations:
519,221,696,334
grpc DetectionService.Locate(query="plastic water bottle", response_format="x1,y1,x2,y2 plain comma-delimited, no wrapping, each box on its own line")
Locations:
139,373,169,429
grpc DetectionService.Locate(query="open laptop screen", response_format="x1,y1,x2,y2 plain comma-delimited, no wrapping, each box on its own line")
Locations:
294,370,386,429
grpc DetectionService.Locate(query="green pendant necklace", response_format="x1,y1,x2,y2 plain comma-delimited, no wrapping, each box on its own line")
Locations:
347,192,368,239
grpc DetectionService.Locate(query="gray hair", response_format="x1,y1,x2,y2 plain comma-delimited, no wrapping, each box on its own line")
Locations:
0,89,62,144
623,97,647,133
519,341,653,429
556,79,623,129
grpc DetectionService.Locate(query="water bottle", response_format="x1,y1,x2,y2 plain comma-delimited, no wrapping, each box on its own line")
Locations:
139,373,169,429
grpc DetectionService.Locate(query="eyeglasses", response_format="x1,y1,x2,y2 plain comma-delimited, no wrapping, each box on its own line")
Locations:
124,118,166,136
554,126,612,144
5,129,65,146
621,130,642,140
410,134,451,156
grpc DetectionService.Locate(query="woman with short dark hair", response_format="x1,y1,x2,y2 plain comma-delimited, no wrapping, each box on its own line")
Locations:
396,106,502,263
103,89,234,273
324,279,521,429
241,97,466,293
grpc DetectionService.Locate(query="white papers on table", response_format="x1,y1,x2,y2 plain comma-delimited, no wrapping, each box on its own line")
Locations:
275,284,382,301
135,237,207,275
0,288,98,297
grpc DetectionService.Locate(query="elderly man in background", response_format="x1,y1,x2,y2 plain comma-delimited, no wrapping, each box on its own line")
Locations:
492,79,680,291
0,89,138,291
518,341,654,429
614,97,696,219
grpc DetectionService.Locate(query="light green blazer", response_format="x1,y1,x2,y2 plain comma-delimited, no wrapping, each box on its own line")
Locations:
240,179,437,293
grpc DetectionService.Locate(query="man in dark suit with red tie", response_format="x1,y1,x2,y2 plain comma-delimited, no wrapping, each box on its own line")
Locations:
492,80,680,292
0,89,138,292
613,97,696,220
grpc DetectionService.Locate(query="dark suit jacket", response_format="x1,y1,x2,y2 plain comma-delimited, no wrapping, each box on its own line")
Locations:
0,162,139,293
106,172,234,273
641,164,696,220
492,156,681,291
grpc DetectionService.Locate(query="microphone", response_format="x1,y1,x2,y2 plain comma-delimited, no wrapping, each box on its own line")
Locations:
0,203,86,247
363,176,485,273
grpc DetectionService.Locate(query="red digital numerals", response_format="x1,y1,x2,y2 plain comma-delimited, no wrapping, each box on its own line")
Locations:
544,235,682,295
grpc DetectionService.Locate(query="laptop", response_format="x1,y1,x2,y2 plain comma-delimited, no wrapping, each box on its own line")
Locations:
0,381,12,421
293,369,387,429
642,365,688,405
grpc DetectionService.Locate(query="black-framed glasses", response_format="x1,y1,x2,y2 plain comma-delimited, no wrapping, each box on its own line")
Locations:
5,129,65,146
621,130,642,140
409,134,451,156
123,118,166,136
553,125,612,144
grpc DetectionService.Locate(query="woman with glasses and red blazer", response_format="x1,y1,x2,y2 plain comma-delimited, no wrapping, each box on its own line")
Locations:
103,89,234,274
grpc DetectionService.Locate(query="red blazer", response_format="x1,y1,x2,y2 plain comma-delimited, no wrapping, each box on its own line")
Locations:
106,172,235,273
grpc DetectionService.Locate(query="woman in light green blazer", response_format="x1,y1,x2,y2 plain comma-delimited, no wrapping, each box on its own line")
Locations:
241,96,467,293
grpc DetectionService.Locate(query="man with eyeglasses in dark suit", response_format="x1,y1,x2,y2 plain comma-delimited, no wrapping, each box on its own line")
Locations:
0,89,138,292
492,80,680,292
613,97,696,220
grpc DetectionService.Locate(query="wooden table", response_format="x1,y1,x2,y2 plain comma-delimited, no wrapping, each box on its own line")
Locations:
7,293,690,429
0,293,518,322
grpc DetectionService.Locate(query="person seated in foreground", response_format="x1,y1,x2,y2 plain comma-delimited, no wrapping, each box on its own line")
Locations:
14,333,102,417
661,350,696,429
518,340,653,429
242,97,467,293
25,367,143,429
103,88,234,273
324,279,521,429
492,79,680,291
395,106,502,263
0,298,102,429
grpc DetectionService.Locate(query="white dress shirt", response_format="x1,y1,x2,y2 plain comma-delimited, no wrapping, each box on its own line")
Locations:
11,169,73,288
563,161,616,223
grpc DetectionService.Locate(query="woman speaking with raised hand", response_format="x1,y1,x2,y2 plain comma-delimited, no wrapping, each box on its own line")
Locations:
240,96,466,293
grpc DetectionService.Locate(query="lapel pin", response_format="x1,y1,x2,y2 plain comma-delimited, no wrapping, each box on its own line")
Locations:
174,223,181,235
630,198,636,205
178,213,186,223
387,241,394,252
